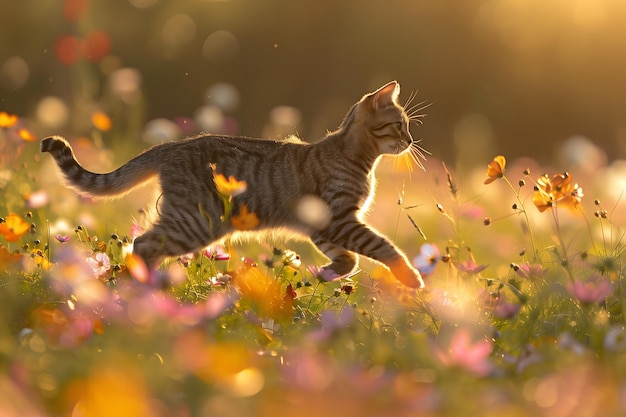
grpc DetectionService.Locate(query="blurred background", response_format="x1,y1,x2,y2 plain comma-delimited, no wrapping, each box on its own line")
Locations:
2,0,626,167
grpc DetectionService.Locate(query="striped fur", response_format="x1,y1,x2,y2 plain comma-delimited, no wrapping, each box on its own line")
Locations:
41,81,425,288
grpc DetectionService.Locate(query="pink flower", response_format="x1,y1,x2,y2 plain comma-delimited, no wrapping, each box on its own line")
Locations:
307,265,358,282
203,245,230,261
567,277,612,304
433,328,493,376
454,259,488,275
515,263,546,279
493,299,522,319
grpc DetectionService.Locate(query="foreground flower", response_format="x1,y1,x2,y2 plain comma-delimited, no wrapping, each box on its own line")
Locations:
567,277,612,304
231,204,259,230
533,172,583,212
0,213,30,242
413,243,440,276
86,252,111,277
484,155,506,184
433,328,493,376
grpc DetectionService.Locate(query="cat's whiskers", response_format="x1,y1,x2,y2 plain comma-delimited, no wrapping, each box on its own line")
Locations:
407,101,431,128
403,90,418,110
408,140,429,171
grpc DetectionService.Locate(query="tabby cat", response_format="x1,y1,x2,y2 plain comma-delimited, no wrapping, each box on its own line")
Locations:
41,81,426,288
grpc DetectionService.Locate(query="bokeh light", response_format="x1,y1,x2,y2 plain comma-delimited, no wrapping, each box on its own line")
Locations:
0,56,30,91
36,96,69,129
202,30,238,62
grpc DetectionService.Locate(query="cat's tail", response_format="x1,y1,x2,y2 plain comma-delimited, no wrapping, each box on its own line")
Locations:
41,136,159,198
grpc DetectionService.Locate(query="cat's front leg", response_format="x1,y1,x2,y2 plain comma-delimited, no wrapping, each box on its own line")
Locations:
310,235,358,277
318,222,425,288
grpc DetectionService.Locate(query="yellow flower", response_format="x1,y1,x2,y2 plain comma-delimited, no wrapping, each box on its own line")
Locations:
91,111,112,131
533,172,583,212
484,155,506,184
213,168,247,197
0,213,30,242
231,204,259,230
0,112,18,128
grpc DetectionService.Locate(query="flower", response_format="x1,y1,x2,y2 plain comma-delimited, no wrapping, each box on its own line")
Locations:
208,272,232,286
0,213,30,242
533,172,583,212
282,249,301,269
307,265,359,282
0,247,22,270
604,326,626,352
212,166,247,197
484,155,506,184
454,259,488,275
0,112,18,128
18,128,36,142
413,243,440,276
515,263,546,280
493,299,522,319
567,277,612,304
55,234,71,243
433,328,493,376
231,204,259,230
91,111,112,131
86,252,111,277
203,245,231,261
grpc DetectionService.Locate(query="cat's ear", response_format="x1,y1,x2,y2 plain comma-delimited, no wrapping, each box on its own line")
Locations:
369,81,400,111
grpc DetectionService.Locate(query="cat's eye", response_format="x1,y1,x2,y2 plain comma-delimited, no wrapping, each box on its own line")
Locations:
394,122,402,131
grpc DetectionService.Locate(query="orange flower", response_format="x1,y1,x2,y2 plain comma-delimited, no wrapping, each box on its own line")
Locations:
0,247,22,270
484,155,506,184
213,168,247,197
0,213,30,242
231,204,259,230
91,111,112,131
0,112,18,128
18,128,36,142
533,172,583,212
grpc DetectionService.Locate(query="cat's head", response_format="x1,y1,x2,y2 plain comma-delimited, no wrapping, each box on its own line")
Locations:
344,81,426,166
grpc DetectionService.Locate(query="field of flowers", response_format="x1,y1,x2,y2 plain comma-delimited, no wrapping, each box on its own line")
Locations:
1,100,626,417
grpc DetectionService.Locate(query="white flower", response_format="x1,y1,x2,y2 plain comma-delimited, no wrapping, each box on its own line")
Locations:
86,252,111,277
604,326,626,352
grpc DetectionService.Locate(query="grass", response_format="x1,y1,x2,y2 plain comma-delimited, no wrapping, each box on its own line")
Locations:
1,114,626,417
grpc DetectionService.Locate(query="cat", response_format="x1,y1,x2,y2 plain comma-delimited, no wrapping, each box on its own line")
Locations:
41,81,427,288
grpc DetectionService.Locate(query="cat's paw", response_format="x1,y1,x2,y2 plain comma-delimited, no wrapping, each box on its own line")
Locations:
387,258,425,289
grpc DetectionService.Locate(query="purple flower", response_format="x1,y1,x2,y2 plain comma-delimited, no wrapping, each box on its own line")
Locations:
568,277,612,304
55,234,70,243
412,243,440,276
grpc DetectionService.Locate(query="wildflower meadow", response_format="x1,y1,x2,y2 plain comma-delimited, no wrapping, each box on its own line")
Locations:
3,103,626,416
3,1,626,416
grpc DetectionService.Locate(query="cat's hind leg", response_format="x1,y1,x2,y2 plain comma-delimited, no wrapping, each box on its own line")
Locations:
133,199,224,272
